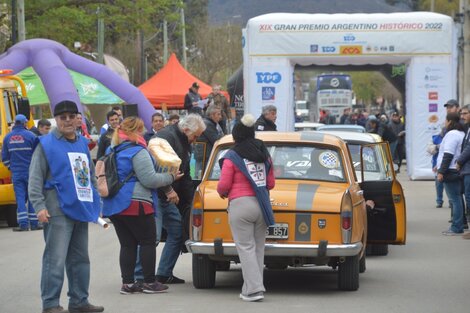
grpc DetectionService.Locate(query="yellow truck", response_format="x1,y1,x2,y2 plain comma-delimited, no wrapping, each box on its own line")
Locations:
0,69,33,227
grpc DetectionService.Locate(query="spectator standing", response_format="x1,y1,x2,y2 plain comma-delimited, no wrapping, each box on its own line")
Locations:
76,112,96,151
184,82,203,115
389,112,406,173
168,114,180,125
2,114,40,231
28,100,103,313
437,112,465,235
30,118,52,136
217,114,275,302
430,132,445,208
339,108,351,124
456,104,470,230
144,112,165,143
100,106,122,135
195,105,224,176
96,110,120,159
254,105,277,131
154,114,206,284
368,115,398,158
207,84,231,134
102,117,176,295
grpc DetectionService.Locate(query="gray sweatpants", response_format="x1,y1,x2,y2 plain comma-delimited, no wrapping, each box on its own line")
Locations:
228,196,267,296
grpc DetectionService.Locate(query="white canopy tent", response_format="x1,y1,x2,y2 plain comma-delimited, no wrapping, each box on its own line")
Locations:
243,12,457,179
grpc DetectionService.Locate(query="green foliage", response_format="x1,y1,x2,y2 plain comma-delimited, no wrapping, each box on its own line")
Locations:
350,72,387,104
418,0,459,15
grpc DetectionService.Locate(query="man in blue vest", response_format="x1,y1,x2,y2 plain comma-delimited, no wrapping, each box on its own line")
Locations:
28,101,104,313
2,114,40,231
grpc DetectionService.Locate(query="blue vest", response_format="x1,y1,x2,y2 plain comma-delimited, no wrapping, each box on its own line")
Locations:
2,125,37,176
102,142,143,216
220,150,275,226
40,133,101,222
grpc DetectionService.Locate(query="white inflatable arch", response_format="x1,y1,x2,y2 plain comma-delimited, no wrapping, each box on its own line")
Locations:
243,12,457,180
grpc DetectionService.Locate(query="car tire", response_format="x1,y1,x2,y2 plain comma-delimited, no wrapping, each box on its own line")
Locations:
215,261,230,271
6,205,18,227
338,255,360,291
359,253,366,273
366,244,389,256
192,254,216,289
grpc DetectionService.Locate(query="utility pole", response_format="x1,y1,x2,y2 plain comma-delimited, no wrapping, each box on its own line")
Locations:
11,0,17,44
463,0,470,105
430,0,435,12
17,0,25,41
163,20,168,64
181,8,187,69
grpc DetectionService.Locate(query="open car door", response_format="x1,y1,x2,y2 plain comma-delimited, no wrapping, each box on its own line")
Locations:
360,142,406,245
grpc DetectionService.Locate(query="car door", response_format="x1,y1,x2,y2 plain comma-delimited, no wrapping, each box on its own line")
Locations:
360,142,406,245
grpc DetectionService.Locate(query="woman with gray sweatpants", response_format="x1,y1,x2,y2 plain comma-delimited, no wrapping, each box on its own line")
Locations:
217,114,275,302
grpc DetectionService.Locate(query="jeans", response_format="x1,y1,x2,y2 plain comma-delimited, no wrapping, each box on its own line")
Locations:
435,176,444,206
41,215,90,310
156,201,183,277
443,179,465,233
12,174,38,228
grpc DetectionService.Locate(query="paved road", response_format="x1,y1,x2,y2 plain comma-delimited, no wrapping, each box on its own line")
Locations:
1,170,470,313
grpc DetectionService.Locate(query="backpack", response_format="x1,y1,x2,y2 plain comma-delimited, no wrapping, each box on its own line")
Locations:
95,143,137,198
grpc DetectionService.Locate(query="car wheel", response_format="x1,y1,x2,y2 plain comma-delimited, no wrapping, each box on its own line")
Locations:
215,261,230,271
6,205,18,227
359,253,366,273
366,244,389,256
192,254,216,289
338,255,360,291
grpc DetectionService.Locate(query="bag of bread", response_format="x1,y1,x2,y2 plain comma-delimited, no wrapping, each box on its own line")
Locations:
148,137,182,175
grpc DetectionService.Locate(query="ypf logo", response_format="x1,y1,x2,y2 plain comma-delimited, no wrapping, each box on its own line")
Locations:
340,45,362,55
256,72,282,84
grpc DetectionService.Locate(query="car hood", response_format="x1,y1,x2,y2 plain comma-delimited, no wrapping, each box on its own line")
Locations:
200,180,346,213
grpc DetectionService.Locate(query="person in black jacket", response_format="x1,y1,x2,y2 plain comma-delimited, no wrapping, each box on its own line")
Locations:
184,82,203,115
97,110,120,159
254,105,277,131
154,114,206,284
143,112,165,143
195,105,224,176
368,115,398,157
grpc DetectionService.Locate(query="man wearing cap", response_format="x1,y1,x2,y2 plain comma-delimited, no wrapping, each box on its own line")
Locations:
184,82,203,115
2,114,40,231
28,100,104,313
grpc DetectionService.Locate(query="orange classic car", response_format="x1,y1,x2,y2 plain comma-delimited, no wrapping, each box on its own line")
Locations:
186,131,406,291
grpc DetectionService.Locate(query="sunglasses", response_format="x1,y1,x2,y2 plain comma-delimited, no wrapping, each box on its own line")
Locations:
58,113,77,121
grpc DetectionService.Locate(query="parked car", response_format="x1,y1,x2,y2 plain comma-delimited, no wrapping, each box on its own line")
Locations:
294,122,324,131
186,131,406,291
316,124,366,133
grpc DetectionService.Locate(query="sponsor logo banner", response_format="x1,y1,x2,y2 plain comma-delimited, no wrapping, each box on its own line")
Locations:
256,72,282,84
262,87,275,101
339,45,362,55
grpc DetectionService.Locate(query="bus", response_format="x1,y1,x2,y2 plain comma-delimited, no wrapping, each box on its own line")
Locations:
0,69,33,227
316,74,353,123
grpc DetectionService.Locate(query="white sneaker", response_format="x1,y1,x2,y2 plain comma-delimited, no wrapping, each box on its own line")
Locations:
239,292,264,302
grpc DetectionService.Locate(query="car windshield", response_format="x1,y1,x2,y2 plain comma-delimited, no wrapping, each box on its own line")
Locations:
209,144,346,182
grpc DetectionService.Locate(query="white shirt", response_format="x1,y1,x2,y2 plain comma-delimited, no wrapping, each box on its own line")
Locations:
436,129,465,170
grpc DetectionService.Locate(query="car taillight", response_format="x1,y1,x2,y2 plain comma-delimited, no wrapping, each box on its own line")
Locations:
341,191,353,244
191,190,203,241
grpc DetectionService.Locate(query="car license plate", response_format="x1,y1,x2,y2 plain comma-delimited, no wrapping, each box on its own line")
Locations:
266,223,288,239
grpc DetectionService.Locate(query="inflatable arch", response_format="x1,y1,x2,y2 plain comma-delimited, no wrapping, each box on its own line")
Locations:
243,12,457,179
0,39,156,130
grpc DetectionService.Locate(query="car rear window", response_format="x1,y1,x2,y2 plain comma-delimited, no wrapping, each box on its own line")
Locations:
209,144,345,182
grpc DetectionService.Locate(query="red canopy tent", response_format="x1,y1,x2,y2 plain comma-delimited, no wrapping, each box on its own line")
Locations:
139,53,228,110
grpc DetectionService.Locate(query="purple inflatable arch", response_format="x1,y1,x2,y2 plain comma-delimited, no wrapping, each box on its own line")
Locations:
0,38,155,129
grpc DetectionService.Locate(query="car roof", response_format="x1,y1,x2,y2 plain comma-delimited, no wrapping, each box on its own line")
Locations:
216,131,348,147
316,124,366,132
317,130,381,143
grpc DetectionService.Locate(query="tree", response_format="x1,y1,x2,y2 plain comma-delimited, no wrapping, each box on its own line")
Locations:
418,0,459,15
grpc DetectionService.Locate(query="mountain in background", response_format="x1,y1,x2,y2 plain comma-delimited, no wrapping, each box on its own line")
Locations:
208,0,413,25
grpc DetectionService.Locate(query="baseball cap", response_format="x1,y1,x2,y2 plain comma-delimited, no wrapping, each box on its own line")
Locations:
444,99,459,107
14,114,28,123
53,100,79,116
192,82,200,89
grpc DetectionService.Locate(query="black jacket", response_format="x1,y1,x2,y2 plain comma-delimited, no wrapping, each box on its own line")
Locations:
97,128,114,159
155,124,194,206
255,115,277,131
184,89,203,115
195,117,223,167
